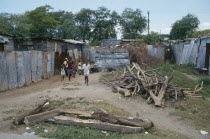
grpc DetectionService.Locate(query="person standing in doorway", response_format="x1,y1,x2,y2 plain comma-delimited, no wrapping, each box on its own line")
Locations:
82,61,90,86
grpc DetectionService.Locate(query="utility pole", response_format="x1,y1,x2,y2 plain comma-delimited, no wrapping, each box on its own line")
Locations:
147,11,150,35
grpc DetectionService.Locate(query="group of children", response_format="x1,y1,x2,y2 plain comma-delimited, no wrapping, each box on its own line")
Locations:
61,58,90,86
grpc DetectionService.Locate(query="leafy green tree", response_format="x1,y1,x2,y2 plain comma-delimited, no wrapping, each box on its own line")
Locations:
91,7,119,42
143,31,160,45
170,14,200,40
120,8,147,39
52,10,78,39
26,5,59,38
75,8,94,42
192,29,210,38
0,13,30,38
0,13,14,34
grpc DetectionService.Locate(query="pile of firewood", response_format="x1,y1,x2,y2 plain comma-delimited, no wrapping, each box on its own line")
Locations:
102,63,203,107
12,100,153,133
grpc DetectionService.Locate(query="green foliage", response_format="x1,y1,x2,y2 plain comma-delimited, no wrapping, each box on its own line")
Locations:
26,5,59,38
75,8,94,41
120,8,147,39
91,7,118,42
170,14,200,40
192,29,210,38
52,10,77,39
143,31,160,45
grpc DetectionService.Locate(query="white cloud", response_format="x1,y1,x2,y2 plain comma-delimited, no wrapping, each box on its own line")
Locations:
199,22,210,30
161,27,171,34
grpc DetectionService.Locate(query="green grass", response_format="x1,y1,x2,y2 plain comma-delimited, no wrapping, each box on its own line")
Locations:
3,116,14,121
155,63,210,132
39,124,188,139
87,101,131,116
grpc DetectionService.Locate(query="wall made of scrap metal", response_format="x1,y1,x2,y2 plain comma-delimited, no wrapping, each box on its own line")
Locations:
94,48,130,69
0,51,55,92
101,39,121,47
197,39,207,69
147,45,165,60
171,40,199,65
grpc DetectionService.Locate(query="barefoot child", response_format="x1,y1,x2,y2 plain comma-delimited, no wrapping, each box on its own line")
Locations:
82,61,90,86
61,64,65,81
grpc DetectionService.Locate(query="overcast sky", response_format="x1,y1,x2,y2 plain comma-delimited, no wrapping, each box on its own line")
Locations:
0,0,210,35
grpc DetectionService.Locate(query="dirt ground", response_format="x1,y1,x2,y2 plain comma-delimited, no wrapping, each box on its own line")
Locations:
0,72,209,139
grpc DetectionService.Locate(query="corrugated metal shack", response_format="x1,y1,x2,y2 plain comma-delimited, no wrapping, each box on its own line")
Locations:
0,51,55,92
15,38,85,53
0,33,14,51
94,47,130,69
171,37,210,74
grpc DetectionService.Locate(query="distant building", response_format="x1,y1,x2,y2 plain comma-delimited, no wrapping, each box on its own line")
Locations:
0,33,14,51
15,38,85,53
100,39,146,47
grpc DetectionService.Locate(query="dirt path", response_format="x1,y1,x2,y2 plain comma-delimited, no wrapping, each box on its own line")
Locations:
0,73,208,139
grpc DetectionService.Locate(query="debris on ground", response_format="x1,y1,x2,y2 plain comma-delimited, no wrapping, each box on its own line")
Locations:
200,130,208,135
12,101,153,133
102,63,203,107
22,132,35,136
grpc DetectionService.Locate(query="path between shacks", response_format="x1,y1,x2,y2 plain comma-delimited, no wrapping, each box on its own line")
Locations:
0,72,207,139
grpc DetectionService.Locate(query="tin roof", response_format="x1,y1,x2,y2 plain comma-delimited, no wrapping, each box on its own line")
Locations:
63,39,85,44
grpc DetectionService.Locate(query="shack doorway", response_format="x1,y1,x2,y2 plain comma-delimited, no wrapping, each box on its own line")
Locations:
205,43,210,72
0,44,4,51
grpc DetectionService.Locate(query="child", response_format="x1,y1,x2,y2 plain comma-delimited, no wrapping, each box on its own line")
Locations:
61,64,65,81
82,61,90,86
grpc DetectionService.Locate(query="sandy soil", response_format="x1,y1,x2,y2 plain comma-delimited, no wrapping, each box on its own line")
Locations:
0,72,209,139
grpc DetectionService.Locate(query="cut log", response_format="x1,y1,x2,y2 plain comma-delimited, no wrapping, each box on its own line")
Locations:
24,109,62,125
49,116,145,133
61,109,92,118
13,100,48,125
112,85,131,97
92,110,153,129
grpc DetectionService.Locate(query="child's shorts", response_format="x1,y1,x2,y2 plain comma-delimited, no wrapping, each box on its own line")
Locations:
67,69,72,75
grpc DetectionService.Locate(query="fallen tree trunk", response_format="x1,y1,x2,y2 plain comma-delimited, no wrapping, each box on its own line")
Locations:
92,111,153,129
13,100,49,125
49,116,145,133
24,109,62,125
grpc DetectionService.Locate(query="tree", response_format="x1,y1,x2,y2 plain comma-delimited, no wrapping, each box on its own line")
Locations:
26,5,59,38
120,8,147,39
75,8,94,42
91,7,119,43
0,13,30,38
143,31,160,45
170,14,200,40
52,10,78,39
192,29,210,38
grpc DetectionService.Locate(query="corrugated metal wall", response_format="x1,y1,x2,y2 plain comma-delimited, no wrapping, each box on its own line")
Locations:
0,51,55,92
147,45,165,60
94,48,130,69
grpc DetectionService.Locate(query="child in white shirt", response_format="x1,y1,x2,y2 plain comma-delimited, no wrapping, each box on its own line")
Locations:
61,64,65,81
82,61,90,86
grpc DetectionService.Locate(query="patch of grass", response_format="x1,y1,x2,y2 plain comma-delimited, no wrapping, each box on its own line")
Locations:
50,100,65,109
2,109,16,114
156,63,210,132
174,97,210,132
38,124,187,139
16,108,26,114
88,101,131,116
3,116,14,121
